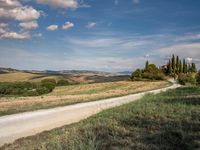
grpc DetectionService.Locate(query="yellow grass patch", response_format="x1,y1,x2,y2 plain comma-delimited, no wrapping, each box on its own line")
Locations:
0,81,170,115
0,72,41,82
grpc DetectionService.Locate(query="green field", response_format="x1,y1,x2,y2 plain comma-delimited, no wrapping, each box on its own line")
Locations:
2,86,200,150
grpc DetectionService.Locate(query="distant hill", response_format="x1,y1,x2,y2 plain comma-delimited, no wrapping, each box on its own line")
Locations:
0,67,19,74
117,71,132,75
0,67,131,76
0,67,130,83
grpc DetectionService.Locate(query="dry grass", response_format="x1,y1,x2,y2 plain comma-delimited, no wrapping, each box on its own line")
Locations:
2,87,199,150
0,72,128,84
0,72,42,82
0,81,169,116
0,72,67,83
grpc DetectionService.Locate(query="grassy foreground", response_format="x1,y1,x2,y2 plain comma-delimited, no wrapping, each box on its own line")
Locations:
1,86,200,150
0,81,168,116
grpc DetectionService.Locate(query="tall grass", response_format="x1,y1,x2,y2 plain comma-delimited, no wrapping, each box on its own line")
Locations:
1,87,200,150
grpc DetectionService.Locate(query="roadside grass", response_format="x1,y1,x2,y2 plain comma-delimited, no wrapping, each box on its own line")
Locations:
1,86,200,150
0,81,169,116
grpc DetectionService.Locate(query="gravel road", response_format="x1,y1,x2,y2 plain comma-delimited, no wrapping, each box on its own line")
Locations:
0,83,180,146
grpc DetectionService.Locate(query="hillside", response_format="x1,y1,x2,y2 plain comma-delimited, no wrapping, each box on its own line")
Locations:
0,67,129,84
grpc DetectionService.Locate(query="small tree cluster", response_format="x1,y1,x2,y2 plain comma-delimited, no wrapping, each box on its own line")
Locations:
131,61,165,81
166,55,197,75
0,79,58,96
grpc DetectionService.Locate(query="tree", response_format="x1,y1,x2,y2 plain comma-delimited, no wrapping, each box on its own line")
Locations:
188,64,192,73
168,59,172,74
176,56,179,73
185,63,188,73
172,54,176,73
179,60,183,73
145,60,149,71
183,59,186,73
191,63,197,73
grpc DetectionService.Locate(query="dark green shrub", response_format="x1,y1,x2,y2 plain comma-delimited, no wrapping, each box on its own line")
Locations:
0,80,56,96
131,69,142,81
178,73,196,85
41,79,56,85
41,79,56,92
0,82,38,96
196,71,200,85
36,87,49,95
57,80,70,86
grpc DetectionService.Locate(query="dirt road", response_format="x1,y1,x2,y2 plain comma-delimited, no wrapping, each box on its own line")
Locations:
0,83,180,146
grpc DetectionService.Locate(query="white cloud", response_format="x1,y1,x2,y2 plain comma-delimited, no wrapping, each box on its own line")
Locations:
0,28,6,34
0,23,7,28
19,21,38,30
0,31,30,40
0,46,146,71
186,57,193,63
0,6,40,22
37,0,78,9
62,21,74,30
0,0,21,9
46,25,58,31
174,33,200,42
156,42,200,65
133,0,140,4
86,22,96,29
66,36,153,50
0,0,41,40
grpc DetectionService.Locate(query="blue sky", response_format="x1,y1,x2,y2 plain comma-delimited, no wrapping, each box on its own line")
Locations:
0,0,200,72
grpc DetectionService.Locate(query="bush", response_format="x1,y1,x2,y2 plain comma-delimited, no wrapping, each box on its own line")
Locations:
131,69,142,81
0,82,38,96
0,79,57,97
178,73,196,85
57,80,70,86
142,71,165,80
196,71,200,85
36,87,49,95
131,64,165,81
41,79,56,92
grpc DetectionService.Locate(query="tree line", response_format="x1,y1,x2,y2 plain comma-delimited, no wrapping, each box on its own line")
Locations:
131,54,200,85
164,54,197,75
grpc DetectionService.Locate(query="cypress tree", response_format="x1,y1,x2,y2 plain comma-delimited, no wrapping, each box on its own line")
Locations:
172,54,176,73
183,59,186,73
168,59,172,74
176,56,179,74
179,60,183,73
191,63,197,73
185,63,188,73
145,60,149,71
188,64,192,73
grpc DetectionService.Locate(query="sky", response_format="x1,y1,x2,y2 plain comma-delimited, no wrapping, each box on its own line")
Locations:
0,0,200,72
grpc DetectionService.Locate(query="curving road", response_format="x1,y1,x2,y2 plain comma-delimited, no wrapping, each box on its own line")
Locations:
0,83,180,147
